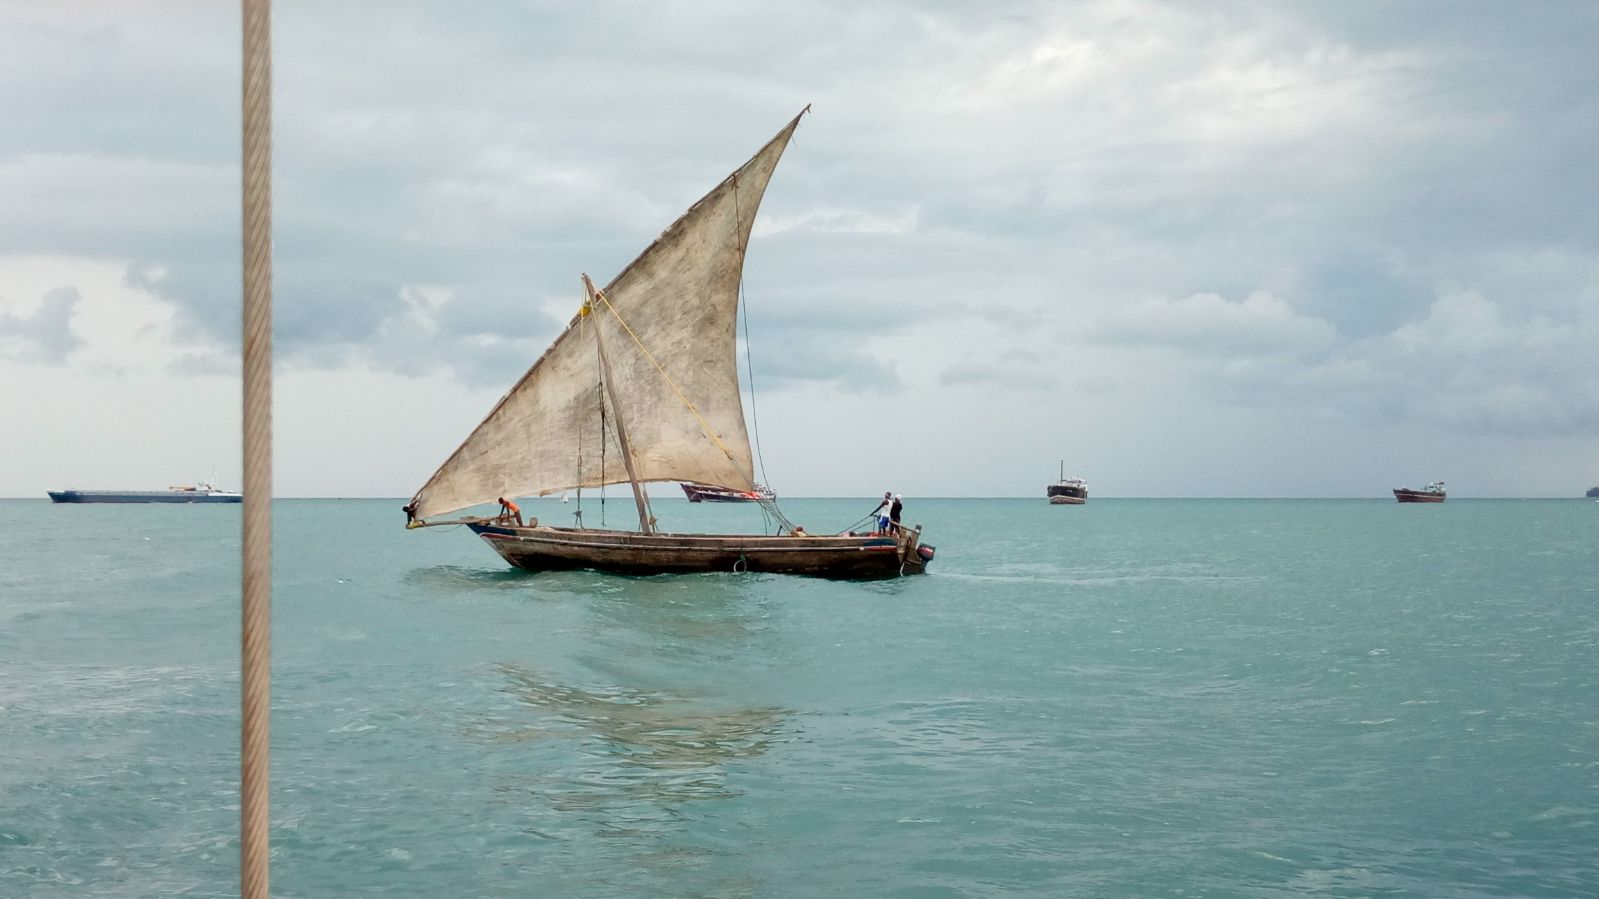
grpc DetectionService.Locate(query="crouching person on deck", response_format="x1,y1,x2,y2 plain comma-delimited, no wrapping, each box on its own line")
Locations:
496,496,524,527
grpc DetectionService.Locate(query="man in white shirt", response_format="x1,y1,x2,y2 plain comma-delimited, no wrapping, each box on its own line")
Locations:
871,492,892,535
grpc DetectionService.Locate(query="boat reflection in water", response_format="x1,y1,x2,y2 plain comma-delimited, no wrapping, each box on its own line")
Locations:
472,662,786,825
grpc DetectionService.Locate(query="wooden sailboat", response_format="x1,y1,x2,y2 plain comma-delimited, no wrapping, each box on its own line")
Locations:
403,109,934,579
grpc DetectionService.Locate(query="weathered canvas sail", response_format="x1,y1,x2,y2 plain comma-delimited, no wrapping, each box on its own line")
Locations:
407,111,805,521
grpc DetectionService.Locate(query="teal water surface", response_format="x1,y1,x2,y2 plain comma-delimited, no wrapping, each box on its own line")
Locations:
2,498,1596,897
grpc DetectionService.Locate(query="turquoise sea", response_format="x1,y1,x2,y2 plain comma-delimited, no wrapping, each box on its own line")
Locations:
2,497,1596,897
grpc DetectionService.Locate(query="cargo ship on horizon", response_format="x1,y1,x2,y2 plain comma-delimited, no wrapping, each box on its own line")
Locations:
48,483,242,504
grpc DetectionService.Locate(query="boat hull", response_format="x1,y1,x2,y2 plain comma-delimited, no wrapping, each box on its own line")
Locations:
1048,495,1086,505
47,490,242,504
1393,489,1445,503
466,523,932,579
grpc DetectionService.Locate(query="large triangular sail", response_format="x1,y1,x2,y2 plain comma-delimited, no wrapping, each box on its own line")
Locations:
406,110,806,522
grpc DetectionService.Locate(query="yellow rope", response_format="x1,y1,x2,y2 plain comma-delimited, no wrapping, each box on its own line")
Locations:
240,1,273,897
592,289,741,468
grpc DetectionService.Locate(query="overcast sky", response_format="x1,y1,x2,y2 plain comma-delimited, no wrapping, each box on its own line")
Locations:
3,1,1597,498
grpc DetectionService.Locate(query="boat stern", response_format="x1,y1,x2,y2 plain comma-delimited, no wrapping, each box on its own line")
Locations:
894,524,935,575
900,542,936,575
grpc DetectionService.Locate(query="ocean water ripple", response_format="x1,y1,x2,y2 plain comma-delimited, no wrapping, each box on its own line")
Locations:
2,497,1596,896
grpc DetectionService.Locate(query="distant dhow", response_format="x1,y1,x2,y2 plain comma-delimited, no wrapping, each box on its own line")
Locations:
401,108,935,579
1393,481,1446,503
680,481,777,503
1047,461,1087,505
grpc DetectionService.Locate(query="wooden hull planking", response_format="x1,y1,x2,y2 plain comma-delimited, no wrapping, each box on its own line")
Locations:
466,523,932,579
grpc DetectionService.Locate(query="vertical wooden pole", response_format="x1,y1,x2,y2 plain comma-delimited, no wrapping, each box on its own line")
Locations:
584,275,654,534
240,1,273,897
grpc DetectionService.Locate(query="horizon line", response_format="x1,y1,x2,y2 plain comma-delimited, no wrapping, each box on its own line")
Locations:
6,492,1592,499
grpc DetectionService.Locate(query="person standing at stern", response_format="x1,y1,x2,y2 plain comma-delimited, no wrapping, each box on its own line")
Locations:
871,492,893,535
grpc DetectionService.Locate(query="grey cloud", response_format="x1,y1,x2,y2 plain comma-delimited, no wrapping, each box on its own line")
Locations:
735,266,933,393
6,0,1599,463
744,328,901,394
6,0,1079,378
939,349,1059,391
1170,291,1599,436
0,286,82,363
1288,249,1426,338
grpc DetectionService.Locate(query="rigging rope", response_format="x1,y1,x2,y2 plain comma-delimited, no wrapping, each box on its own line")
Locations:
239,1,273,897
729,179,802,535
574,373,584,526
838,513,877,535
730,178,774,493
759,497,799,535
591,289,741,468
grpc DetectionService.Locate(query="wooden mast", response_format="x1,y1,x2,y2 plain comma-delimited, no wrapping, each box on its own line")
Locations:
584,275,654,534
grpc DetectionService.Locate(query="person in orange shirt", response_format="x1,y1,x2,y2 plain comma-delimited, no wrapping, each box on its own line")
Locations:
496,496,524,527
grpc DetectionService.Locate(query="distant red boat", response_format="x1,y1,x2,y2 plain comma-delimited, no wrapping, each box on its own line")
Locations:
680,481,776,503
1393,481,1446,503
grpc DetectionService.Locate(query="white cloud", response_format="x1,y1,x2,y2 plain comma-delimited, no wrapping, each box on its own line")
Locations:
754,205,919,237
1343,291,1599,434
1093,291,1338,355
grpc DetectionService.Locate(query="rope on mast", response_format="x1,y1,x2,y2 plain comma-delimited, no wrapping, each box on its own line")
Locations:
239,1,273,896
